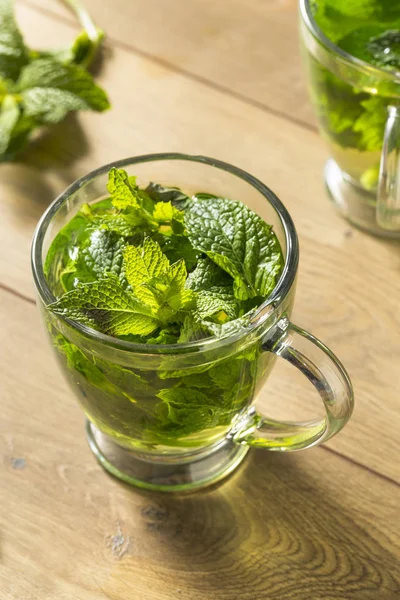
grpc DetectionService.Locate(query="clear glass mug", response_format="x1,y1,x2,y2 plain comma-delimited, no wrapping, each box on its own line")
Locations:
300,0,400,237
31,154,354,492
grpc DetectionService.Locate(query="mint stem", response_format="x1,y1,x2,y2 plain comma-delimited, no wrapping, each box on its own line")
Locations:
59,0,104,67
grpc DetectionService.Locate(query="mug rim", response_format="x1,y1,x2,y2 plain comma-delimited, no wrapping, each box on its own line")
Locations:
299,0,400,84
31,153,299,354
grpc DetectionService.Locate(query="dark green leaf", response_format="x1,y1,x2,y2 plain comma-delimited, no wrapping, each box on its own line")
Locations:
367,30,400,69
146,182,192,211
185,197,283,300
178,314,210,343
186,257,232,291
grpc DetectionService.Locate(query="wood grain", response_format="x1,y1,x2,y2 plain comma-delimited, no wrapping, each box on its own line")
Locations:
1,289,399,600
1,4,400,484
23,0,316,129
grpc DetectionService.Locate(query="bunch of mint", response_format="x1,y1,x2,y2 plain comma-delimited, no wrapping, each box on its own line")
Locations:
46,167,283,345
0,0,109,161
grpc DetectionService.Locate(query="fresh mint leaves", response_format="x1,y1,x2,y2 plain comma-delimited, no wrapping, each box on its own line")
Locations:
0,0,28,81
46,168,284,449
367,30,400,69
185,198,283,301
49,273,159,336
47,168,284,344
0,0,109,161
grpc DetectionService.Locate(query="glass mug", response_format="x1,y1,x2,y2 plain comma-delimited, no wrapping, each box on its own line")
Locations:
300,0,400,237
31,154,354,492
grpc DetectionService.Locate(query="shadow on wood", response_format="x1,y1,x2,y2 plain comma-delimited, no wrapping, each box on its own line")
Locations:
101,450,400,600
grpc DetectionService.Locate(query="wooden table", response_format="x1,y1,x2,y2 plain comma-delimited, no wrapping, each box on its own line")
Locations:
1,1,400,598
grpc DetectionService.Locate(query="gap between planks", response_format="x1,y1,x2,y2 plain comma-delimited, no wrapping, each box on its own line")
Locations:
21,0,318,135
2,282,399,491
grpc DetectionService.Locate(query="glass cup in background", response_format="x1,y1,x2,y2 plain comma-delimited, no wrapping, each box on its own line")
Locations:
31,154,354,492
300,0,400,237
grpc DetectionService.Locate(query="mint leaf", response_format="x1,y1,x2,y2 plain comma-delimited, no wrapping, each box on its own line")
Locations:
178,314,210,343
124,237,170,286
153,200,185,236
146,328,180,345
141,259,196,323
107,167,143,210
155,387,233,437
204,314,253,339
55,334,140,403
0,94,19,158
124,238,195,323
49,274,158,336
209,359,242,391
185,198,283,300
196,286,239,322
17,58,110,124
76,228,126,283
0,1,110,161
0,0,28,81
367,30,400,69
186,257,232,291
353,96,388,152
155,233,200,271
146,182,192,211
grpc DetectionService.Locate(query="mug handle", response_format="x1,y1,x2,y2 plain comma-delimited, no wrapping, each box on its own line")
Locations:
376,105,400,231
232,316,354,451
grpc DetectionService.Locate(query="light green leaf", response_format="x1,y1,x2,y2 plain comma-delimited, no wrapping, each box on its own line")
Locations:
0,0,28,81
185,198,283,300
17,58,110,123
353,96,389,152
0,94,19,157
153,200,184,224
48,274,158,336
124,238,170,288
124,238,171,309
22,87,90,124
142,259,196,322
107,167,142,210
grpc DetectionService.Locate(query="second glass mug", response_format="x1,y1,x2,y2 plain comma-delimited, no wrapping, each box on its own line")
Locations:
31,154,354,492
300,0,400,237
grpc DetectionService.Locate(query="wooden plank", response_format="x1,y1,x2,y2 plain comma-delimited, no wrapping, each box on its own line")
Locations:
23,0,315,128
2,4,400,482
1,289,399,600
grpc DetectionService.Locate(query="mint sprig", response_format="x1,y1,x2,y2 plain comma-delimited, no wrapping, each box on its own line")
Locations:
0,0,109,161
49,237,197,335
185,197,283,301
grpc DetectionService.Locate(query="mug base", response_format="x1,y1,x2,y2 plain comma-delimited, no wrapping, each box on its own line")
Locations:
325,159,400,239
86,421,250,492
